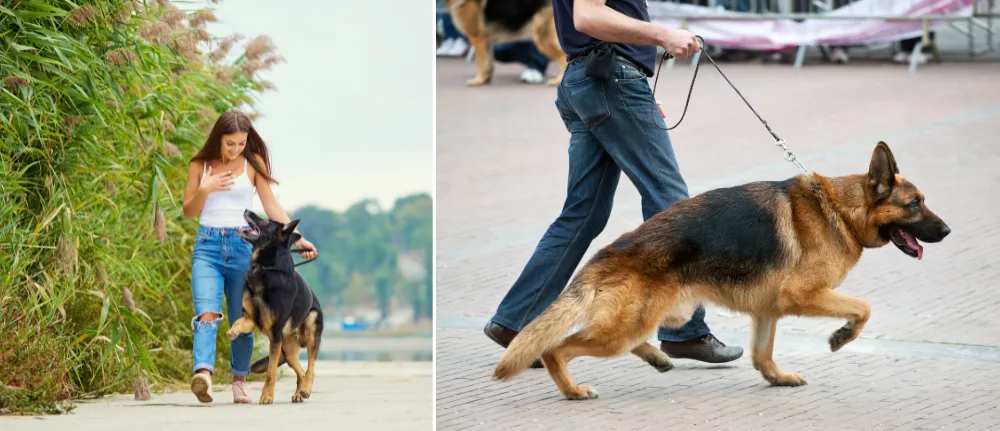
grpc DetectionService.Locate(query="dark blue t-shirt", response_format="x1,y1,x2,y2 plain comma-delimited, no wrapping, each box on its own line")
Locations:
552,0,657,77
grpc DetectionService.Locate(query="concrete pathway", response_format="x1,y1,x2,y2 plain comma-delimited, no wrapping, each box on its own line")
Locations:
2,361,432,431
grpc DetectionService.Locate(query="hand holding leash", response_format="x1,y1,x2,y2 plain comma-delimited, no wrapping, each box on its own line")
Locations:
294,236,318,259
661,28,699,59
289,245,319,267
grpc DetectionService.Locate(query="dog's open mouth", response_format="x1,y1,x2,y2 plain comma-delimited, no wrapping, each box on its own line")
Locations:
241,213,260,238
890,228,923,260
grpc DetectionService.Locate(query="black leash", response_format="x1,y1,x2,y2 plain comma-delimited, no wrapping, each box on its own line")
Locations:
650,35,809,174
254,248,316,273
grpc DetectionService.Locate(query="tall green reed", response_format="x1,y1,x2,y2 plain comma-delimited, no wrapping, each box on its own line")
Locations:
0,0,280,413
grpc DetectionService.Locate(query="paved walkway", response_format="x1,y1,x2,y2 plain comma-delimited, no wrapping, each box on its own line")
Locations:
435,55,1000,430
2,361,432,431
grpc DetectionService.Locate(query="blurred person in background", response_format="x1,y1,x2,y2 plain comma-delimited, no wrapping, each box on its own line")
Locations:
436,4,553,84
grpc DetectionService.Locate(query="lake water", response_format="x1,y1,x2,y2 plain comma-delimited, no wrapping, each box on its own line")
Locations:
310,334,432,362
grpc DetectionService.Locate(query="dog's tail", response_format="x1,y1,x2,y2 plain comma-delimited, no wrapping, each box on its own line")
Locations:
492,274,595,381
249,353,286,374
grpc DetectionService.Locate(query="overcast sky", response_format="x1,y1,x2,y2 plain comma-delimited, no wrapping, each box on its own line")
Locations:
186,0,433,213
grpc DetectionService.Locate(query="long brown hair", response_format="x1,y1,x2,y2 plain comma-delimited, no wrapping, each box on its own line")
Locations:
190,110,277,184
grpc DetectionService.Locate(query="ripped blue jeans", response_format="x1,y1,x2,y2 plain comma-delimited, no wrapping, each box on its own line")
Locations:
191,225,254,376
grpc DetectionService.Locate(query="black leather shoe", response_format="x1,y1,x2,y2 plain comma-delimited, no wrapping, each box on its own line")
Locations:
484,321,544,368
660,333,743,363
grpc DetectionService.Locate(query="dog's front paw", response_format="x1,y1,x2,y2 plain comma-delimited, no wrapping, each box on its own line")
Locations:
829,324,858,352
564,384,599,400
259,393,273,405
225,328,240,341
291,392,304,403
466,74,491,86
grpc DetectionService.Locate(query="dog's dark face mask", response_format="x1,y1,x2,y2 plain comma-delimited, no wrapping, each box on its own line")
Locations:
866,142,951,260
238,209,302,253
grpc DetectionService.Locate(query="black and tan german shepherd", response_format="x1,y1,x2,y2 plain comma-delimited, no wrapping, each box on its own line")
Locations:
229,209,324,405
443,0,568,86
493,142,951,400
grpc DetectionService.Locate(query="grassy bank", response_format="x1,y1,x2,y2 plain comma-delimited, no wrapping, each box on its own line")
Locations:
0,0,278,414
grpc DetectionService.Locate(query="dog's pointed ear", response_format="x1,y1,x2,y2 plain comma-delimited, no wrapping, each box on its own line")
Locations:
282,219,301,243
868,141,898,202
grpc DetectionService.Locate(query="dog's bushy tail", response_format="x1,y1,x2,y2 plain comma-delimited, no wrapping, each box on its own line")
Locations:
250,353,286,374
492,275,595,381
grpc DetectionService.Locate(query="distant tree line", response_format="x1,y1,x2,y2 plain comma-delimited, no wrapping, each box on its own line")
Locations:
289,193,433,326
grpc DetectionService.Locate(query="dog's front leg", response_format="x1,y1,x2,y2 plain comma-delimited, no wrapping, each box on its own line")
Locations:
751,316,806,386
783,289,871,352
449,2,493,86
465,35,494,86
529,11,566,86
226,317,255,341
259,340,282,405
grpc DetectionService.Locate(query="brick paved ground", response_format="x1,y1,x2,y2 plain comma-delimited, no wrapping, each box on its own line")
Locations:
435,52,1000,430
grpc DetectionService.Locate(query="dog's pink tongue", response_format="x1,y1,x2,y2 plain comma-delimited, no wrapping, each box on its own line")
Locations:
903,232,923,260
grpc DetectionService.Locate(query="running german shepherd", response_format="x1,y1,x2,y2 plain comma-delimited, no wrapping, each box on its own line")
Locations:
493,142,951,400
228,209,324,405
443,0,567,86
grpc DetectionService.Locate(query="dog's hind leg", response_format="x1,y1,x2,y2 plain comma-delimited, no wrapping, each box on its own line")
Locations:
282,338,308,403
541,335,608,400
631,342,673,373
751,316,806,386
542,275,679,400
629,285,686,374
258,340,283,405
543,329,661,400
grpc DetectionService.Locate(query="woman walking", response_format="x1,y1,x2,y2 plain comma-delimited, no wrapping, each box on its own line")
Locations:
181,110,318,403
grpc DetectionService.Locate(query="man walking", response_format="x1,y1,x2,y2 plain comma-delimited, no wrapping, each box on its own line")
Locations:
485,0,743,367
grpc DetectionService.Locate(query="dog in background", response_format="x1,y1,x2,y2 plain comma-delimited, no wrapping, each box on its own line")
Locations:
228,209,324,405
493,142,951,400
443,0,568,86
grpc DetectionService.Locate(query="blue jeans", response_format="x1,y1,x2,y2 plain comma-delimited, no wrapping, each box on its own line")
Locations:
191,225,254,376
494,42,549,74
490,51,711,342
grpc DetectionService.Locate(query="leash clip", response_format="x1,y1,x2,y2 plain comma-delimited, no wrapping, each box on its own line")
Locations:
775,138,809,173
775,139,793,161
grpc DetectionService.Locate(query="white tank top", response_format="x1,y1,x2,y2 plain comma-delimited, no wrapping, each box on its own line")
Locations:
199,158,256,227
